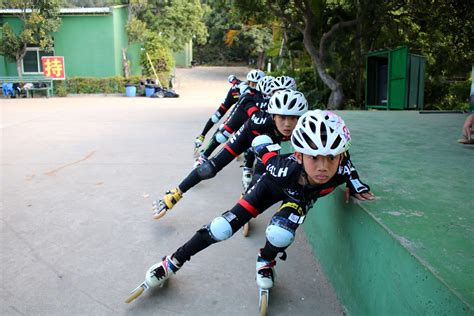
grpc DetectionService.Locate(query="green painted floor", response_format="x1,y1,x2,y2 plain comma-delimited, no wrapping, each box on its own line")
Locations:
336,110,473,308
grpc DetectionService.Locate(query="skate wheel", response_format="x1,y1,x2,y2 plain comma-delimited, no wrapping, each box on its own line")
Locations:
259,291,268,316
125,286,144,303
153,209,167,220
242,222,250,237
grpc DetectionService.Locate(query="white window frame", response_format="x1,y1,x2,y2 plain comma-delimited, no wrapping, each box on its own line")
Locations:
21,47,55,75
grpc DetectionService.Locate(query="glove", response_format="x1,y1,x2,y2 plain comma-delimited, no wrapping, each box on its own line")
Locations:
228,74,237,83
238,82,249,94
194,135,205,148
347,177,371,194
242,167,253,191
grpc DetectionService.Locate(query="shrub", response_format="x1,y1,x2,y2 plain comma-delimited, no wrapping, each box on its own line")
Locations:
425,79,470,111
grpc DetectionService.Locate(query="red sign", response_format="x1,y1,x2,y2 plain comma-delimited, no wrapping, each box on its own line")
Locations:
41,56,65,80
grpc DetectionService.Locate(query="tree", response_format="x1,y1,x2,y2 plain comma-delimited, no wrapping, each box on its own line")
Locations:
0,0,62,78
132,0,208,52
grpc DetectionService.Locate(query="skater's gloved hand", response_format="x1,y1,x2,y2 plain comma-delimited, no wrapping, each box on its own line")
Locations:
345,178,375,203
251,135,280,158
238,82,249,94
228,74,237,84
242,167,253,191
194,135,205,148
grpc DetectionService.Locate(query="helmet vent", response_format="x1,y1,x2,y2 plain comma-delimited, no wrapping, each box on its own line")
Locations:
319,123,328,145
331,136,342,149
302,132,318,150
288,99,297,110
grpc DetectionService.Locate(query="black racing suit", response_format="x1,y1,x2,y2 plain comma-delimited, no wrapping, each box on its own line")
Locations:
201,87,269,158
172,150,370,266
178,111,289,193
198,79,244,138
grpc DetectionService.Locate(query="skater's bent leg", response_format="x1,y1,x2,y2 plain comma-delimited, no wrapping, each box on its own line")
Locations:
173,204,253,264
259,207,301,261
178,160,219,193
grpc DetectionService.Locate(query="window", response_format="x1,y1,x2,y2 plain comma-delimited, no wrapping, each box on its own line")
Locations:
22,48,54,74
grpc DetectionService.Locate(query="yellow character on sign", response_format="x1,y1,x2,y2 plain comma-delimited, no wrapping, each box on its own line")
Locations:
43,58,63,78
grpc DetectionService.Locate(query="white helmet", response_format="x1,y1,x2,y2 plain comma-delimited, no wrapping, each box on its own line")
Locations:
267,89,308,116
256,76,274,96
291,110,351,156
271,76,297,92
247,69,265,83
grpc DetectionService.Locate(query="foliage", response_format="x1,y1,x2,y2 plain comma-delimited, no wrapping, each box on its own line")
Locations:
226,0,473,110
0,0,62,77
240,25,272,56
424,80,471,111
53,75,159,95
140,33,174,78
193,0,249,65
130,0,208,52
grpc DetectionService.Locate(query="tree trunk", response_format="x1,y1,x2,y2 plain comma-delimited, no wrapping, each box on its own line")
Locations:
257,51,266,70
16,59,23,78
121,48,130,78
328,83,344,109
16,47,27,78
302,33,344,109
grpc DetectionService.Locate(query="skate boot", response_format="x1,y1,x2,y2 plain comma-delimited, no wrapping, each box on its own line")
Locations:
193,153,208,169
145,255,181,287
125,255,181,303
153,187,182,220
193,135,205,157
256,254,276,289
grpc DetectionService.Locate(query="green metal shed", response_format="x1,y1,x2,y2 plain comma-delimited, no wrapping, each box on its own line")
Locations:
365,46,426,110
0,6,142,77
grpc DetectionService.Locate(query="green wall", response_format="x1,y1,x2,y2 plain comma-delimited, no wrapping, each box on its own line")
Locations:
54,14,116,77
304,191,471,315
174,39,193,68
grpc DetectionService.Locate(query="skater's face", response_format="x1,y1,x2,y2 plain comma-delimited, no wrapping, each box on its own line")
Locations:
249,81,258,88
295,152,342,185
273,115,298,137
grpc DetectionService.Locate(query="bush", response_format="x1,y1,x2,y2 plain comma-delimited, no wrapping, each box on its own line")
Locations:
140,34,173,77
53,75,159,95
425,79,470,111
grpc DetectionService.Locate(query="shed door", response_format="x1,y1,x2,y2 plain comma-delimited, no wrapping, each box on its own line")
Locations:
388,47,409,109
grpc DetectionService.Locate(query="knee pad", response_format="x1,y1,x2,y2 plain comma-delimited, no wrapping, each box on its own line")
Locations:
196,161,217,179
209,216,233,241
215,131,229,143
211,112,221,123
265,217,295,248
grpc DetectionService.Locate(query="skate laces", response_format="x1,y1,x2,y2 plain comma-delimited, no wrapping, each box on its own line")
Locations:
257,260,276,279
152,256,181,280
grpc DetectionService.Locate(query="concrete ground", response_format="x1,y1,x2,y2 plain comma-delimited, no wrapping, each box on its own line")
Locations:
1,67,343,315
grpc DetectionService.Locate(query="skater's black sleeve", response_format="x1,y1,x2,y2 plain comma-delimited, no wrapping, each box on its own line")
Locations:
224,112,272,158
342,152,371,194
